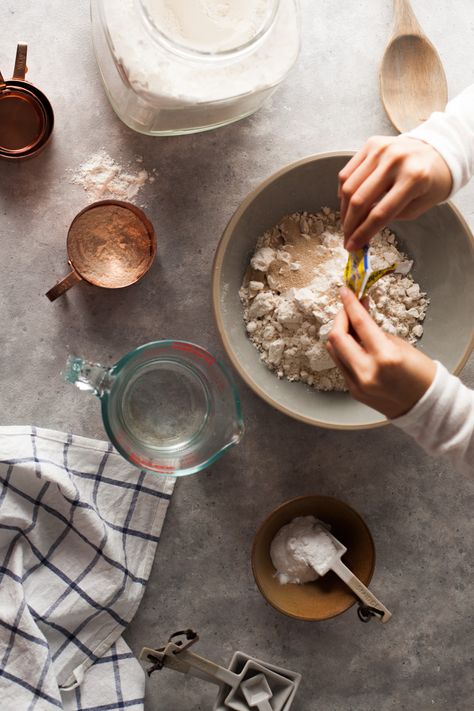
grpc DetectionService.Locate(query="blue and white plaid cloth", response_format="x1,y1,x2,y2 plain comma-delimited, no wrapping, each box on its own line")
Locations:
0,426,175,710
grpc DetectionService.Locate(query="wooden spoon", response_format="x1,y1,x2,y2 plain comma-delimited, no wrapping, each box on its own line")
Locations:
380,0,448,132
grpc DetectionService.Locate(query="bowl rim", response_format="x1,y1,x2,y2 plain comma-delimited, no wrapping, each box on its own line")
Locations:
212,150,474,430
251,494,376,621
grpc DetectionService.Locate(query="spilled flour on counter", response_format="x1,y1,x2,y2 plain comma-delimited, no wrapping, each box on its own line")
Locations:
239,208,429,391
69,150,153,202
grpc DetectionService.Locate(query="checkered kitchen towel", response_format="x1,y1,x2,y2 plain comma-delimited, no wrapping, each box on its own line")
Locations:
0,426,175,710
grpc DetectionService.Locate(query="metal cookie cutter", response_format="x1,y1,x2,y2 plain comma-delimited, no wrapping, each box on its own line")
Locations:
141,629,301,711
0,43,54,159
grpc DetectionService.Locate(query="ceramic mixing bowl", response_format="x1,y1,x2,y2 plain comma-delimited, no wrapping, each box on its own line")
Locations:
251,495,376,621
212,152,474,429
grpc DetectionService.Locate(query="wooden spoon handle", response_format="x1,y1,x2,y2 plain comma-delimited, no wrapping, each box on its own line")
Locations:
392,0,423,36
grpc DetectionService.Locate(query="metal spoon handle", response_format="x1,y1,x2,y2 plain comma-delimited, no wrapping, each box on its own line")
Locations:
13,43,28,81
332,559,392,623
46,269,82,301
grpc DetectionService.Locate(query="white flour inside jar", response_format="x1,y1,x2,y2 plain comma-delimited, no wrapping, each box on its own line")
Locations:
102,0,299,108
143,0,276,53
239,208,429,391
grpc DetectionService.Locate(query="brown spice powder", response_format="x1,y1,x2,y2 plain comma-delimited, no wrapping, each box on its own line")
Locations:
67,204,153,288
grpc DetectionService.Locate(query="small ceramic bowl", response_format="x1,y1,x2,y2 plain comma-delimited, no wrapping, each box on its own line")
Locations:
251,495,376,621
212,152,474,429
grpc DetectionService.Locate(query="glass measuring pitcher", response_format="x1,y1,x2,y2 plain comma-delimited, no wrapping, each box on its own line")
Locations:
65,341,244,476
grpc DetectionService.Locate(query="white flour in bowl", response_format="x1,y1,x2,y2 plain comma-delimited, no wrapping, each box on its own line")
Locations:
239,208,429,391
270,516,337,584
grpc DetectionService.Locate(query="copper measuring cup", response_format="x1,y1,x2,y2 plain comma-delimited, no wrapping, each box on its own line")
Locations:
0,43,54,159
46,201,156,302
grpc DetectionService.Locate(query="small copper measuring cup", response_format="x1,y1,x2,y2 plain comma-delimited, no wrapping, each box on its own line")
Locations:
0,43,54,159
46,201,157,302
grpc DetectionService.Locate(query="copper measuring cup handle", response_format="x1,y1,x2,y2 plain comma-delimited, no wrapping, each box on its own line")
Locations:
13,43,28,81
46,270,82,302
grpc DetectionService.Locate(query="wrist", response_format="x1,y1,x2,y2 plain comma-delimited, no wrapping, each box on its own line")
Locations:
386,357,437,420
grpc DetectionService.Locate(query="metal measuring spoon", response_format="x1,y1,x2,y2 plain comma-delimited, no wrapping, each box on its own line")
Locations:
380,0,448,132
312,524,392,623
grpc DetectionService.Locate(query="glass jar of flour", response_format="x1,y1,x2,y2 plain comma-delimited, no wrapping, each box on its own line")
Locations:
90,0,300,135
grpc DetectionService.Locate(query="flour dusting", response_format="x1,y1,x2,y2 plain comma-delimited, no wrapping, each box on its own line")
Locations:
239,208,429,391
70,150,151,202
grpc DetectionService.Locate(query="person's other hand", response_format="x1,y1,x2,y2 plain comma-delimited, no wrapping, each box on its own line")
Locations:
338,135,452,251
326,287,436,419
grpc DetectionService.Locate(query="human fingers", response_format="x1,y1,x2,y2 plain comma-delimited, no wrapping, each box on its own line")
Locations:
337,148,368,200
339,137,391,220
327,305,369,372
332,302,350,333
338,136,390,189
339,286,387,352
326,340,358,387
342,164,394,242
344,176,424,251
340,155,382,224
331,303,365,344
345,137,452,249
339,152,371,220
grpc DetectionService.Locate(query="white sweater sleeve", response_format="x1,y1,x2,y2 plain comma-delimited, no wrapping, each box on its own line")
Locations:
392,361,474,474
405,84,474,196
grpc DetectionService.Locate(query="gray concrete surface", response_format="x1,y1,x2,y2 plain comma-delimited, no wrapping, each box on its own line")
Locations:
1,1,474,709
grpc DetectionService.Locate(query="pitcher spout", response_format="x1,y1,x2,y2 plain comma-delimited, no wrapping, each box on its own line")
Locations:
65,356,113,397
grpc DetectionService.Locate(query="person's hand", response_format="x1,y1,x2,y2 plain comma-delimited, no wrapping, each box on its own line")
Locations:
326,287,436,419
338,135,453,251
